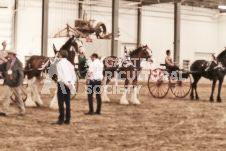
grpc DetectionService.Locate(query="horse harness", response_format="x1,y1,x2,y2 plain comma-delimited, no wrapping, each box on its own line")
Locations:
204,58,225,73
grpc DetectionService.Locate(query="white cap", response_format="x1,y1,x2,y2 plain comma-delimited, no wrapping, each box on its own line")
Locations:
6,50,17,55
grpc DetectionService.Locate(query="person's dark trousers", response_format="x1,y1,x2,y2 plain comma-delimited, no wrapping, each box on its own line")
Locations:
57,82,71,122
168,65,179,72
167,65,180,76
87,80,102,113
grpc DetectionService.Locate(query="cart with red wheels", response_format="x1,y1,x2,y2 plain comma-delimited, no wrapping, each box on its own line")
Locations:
148,67,192,99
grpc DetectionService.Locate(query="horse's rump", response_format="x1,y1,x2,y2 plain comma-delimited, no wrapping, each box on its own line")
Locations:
25,55,48,79
190,60,207,72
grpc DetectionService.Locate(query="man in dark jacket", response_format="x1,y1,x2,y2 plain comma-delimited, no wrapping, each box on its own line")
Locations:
0,50,25,116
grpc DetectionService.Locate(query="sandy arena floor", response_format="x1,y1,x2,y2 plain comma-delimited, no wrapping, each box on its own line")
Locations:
0,79,226,151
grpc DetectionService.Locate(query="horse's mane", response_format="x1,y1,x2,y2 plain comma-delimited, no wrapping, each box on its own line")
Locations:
129,47,142,56
217,48,226,61
60,37,73,50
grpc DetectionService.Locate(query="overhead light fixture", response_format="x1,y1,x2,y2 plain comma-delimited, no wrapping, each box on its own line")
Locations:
218,5,226,9
127,2,141,6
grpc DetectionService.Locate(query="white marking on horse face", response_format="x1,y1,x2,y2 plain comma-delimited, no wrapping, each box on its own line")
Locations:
70,46,73,51
74,38,83,47
147,49,153,56
74,38,86,54
144,46,152,56
79,46,86,54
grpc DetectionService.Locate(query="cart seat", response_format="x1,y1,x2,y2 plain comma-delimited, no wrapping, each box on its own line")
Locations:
160,64,166,66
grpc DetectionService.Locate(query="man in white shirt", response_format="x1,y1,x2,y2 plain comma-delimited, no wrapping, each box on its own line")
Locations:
52,50,76,125
0,41,8,64
85,53,103,115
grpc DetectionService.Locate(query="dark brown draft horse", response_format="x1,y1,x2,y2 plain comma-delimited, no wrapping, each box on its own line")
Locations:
102,45,152,105
190,47,226,102
25,35,80,107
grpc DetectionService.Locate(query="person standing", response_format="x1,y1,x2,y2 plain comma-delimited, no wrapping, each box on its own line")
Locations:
77,51,87,79
0,41,8,64
0,50,25,116
85,53,103,115
52,50,76,125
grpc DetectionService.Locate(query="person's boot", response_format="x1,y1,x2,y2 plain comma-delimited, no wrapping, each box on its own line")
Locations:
84,111,94,115
0,112,7,116
64,119,70,124
94,110,101,115
52,120,64,125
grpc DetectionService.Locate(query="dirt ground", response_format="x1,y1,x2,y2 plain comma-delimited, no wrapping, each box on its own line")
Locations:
0,79,226,151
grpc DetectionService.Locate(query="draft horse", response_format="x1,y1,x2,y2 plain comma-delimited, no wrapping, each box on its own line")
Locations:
102,45,152,105
190,47,226,102
49,37,85,109
25,35,82,107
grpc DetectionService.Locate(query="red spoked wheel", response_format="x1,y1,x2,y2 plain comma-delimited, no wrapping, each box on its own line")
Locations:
170,74,192,98
148,68,170,99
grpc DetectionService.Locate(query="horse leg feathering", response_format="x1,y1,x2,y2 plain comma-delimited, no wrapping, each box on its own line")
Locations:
25,79,37,107
33,78,44,106
50,89,58,109
102,77,110,102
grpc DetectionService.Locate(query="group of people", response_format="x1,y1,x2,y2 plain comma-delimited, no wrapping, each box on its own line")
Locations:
0,40,179,125
52,51,103,125
0,41,103,126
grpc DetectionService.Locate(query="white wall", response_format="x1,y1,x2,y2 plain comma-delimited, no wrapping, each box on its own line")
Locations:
219,15,226,51
181,6,219,65
16,0,78,57
14,1,226,68
142,4,174,67
0,0,14,50
48,0,78,38
16,0,42,57
141,4,220,67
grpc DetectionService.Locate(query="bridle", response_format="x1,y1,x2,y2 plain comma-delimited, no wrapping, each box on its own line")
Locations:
141,46,152,61
72,37,85,54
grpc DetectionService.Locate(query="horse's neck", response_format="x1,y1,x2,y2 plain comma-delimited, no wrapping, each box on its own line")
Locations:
218,54,226,67
130,54,141,67
62,45,70,51
221,59,226,68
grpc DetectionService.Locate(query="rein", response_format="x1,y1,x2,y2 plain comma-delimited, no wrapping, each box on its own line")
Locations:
50,52,59,64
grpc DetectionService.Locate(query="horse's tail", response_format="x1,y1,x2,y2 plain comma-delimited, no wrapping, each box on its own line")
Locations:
24,56,32,76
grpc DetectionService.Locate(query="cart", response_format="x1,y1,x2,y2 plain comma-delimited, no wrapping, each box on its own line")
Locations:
148,64,192,98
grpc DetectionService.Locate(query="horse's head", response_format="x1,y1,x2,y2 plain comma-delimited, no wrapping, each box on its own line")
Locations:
55,35,86,65
71,35,86,54
129,45,153,65
140,45,152,61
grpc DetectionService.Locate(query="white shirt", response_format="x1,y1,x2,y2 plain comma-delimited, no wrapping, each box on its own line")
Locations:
0,49,7,64
89,58,103,80
56,58,76,88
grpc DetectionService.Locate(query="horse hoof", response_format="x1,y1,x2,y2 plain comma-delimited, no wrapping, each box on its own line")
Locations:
196,97,199,100
35,102,40,107
210,99,214,102
120,99,129,105
102,99,110,103
190,96,194,100
132,99,141,105
102,93,110,103
217,99,222,103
